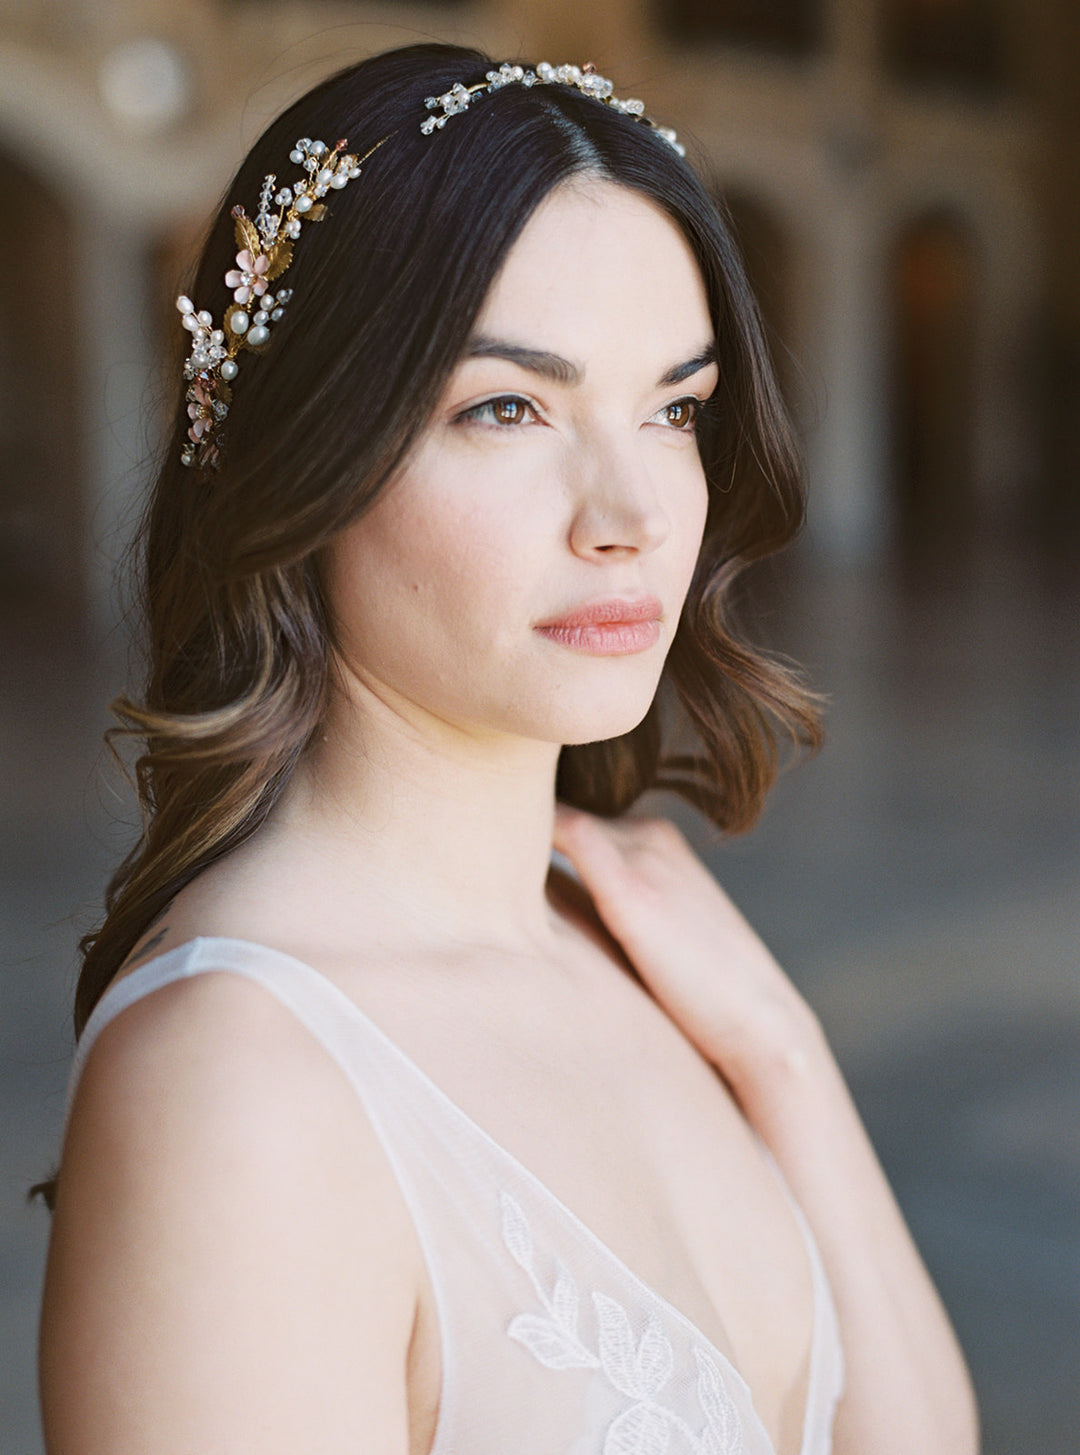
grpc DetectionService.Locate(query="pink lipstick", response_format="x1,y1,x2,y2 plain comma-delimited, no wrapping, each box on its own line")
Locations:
535,597,663,655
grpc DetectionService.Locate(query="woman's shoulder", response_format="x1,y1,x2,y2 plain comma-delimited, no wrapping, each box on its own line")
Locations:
46,944,423,1453
63,876,418,1261
84,935,323,1094
64,937,398,1214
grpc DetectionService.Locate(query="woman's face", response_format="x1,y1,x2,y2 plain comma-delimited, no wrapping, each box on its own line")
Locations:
326,177,718,750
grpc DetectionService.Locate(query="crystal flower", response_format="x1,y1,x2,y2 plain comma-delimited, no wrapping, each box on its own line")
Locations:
225,249,270,304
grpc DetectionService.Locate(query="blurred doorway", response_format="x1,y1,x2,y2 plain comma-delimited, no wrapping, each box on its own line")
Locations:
890,209,980,568
724,188,798,413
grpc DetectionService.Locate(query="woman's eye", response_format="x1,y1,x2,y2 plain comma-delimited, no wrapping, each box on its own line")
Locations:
459,395,536,427
656,397,700,430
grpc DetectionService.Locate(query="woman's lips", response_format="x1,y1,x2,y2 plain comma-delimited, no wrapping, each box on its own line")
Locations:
535,596,663,655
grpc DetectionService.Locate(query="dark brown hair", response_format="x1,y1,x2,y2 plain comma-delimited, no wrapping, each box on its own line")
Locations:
74,42,819,1040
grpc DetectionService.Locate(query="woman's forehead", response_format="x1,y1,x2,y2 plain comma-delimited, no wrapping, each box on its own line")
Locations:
471,178,713,370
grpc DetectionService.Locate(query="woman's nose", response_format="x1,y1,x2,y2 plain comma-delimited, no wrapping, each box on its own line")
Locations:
567,444,671,559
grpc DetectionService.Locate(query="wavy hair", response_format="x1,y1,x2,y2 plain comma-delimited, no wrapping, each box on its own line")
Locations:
72,42,820,1042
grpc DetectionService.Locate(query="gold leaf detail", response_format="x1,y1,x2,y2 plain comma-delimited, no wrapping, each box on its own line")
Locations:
264,240,294,282
233,214,260,256
307,204,329,223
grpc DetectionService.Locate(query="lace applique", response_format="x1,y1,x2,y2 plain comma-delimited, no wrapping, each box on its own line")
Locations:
501,1192,745,1455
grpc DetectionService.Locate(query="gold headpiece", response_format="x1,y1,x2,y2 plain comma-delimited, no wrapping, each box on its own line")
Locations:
177,64,682,469
177,136,378,468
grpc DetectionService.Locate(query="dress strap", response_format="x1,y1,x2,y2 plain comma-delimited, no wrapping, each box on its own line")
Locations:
67,937,375,1127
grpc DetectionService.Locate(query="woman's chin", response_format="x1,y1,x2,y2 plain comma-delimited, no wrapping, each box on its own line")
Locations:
551,699,658,749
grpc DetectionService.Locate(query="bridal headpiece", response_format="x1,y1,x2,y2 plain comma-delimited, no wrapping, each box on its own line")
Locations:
177,136,377,469
177,63,683,470
421,62,684,155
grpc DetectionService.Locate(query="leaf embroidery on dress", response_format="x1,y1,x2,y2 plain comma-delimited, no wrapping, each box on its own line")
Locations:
502,1190,599,1370
500,1191,745,1455
694,1347,743,1455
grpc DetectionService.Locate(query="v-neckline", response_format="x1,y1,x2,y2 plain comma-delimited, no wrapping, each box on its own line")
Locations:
90,935,833,1455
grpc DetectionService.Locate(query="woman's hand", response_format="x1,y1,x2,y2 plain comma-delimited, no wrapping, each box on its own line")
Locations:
552,805,823,1102
553,804,980,1455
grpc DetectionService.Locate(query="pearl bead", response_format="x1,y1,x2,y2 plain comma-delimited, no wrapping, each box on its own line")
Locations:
295,194,313,213
253,310,268,326
330,172,348,189
311,140,326,156
231,310,250,334
176,295,194,314
220,360,238,380
246,325,269,346
271,308,284,321
197,310,212,326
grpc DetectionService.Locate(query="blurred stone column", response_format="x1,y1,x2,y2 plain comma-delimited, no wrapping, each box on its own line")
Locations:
807,0,890,559
807,194,889,559
75,206,159,644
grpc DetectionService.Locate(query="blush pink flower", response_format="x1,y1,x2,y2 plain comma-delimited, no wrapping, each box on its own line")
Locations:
225,249,270,304
187,381,213,442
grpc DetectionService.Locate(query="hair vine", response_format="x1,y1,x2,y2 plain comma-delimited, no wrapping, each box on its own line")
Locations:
178,136,385,471
175,60,682,473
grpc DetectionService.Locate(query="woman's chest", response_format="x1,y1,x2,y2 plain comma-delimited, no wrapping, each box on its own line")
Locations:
353,954,816,1452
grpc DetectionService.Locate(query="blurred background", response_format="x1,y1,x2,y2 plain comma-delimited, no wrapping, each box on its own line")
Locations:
1,0,1077,1450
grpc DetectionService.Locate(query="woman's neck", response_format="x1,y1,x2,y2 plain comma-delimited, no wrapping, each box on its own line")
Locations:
272,677,567,956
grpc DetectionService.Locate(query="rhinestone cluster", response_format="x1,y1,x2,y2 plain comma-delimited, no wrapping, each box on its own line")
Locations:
422,61,685,156
177,136,371,469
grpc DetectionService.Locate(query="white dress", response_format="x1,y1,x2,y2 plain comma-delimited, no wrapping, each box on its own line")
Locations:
68,937,844,1455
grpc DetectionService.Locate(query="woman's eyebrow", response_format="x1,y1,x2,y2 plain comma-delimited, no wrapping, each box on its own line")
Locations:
658,345,717,386
464,338,717,389
466,336,581,384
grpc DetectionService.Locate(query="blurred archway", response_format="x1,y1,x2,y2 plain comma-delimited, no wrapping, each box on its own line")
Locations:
0,146,82,624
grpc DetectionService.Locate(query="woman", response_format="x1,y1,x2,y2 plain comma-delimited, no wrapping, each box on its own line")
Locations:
39,44,978,1455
